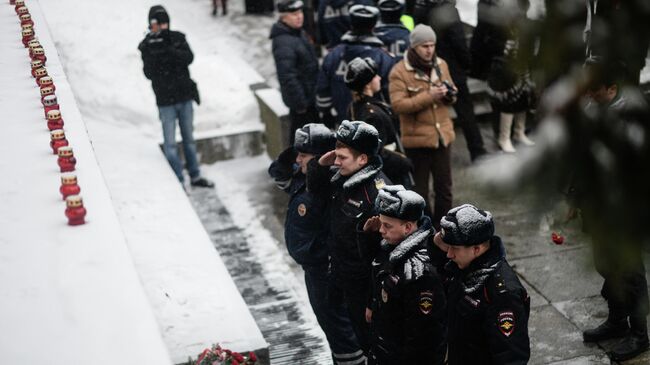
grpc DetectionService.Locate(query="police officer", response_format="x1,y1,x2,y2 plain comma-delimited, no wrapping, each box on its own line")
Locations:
344,57,413,188
362,185,446,364
434,204,530,364
318,0,374,49
307,120,390,352
375,0,410,60
271,0,320,145
268,124,365,365
316,4,396,127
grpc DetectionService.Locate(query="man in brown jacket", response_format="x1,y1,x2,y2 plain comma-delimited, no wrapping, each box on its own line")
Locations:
389,24,456,228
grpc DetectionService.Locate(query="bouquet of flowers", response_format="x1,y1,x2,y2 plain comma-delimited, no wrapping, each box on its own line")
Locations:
188,344,257,365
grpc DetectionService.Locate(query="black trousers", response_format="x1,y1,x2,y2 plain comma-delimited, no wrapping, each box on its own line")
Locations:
405,146,452,230
330,274,372,353
452,79,486,160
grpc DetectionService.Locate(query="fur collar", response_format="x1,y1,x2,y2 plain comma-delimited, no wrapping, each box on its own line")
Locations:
330,155,383,191
381,217,433,281
446,237,506,294
403,50,442,82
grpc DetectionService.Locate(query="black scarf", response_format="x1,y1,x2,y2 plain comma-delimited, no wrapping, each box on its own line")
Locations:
407,48,434,76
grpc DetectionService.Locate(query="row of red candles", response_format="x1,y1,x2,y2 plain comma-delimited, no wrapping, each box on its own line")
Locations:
12,0,87,226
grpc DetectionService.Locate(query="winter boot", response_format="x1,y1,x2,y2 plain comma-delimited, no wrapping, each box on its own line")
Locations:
497,113,516,153
512,112,535,146
609,327,649,361
190,177,215,188
583,318,629,343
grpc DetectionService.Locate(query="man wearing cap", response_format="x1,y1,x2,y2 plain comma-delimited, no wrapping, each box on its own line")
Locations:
389,24,455,228
362,185,447,364
268,123,365,365
318,0,374,50
307,120,389,353
434,204,530,364
375,0,410,60
316,4,396,127
138,5,213,188
271,0,320,144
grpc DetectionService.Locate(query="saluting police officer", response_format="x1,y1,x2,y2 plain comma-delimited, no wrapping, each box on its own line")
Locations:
363,185,447,364
434,204,531,364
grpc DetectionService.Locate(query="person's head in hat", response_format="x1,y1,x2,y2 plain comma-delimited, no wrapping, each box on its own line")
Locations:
277,0,305,30
372,185,426,244
148,5,170,32
293,123,335,173
323,120,380,176
433,204,495,269
377,0,404,25
344,57,380,100
349,4,380,35
409,24,437,63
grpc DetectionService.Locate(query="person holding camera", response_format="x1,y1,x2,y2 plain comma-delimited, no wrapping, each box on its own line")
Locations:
138,5,213,188
388,24,456,229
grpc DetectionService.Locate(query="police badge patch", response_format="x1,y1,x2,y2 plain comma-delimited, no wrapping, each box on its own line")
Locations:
418,291,434,315
297,203,307,216
497,310,515,337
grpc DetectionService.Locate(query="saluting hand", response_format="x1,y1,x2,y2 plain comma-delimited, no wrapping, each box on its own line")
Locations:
318,150,337,166
363,216,381,232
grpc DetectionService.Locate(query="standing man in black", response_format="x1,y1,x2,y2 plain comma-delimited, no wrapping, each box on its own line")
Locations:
362,185,447,364
138,5,213,188
434,204,530,364
413,0,488,162
271,0,320,145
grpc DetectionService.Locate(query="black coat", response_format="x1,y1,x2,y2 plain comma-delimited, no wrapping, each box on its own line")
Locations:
469,0,509,80
270,21,319,112
307,155,390,284
268,151,330,269
446,237,531,365
138,29,199,106
369,217,447,364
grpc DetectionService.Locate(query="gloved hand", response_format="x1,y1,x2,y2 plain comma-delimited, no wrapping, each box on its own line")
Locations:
277,146,298,167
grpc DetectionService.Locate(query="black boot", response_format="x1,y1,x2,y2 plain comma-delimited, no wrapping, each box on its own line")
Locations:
609,330,649,361
583,319,629,342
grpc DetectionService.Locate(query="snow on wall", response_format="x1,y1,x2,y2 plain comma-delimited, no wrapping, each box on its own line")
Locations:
34,0,269,362
0,2,173,364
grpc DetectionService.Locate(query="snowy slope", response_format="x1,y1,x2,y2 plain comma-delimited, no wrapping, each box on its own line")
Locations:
0,2,173,364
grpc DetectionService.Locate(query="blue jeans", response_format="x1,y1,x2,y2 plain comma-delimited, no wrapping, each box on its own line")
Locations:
158,100,200,182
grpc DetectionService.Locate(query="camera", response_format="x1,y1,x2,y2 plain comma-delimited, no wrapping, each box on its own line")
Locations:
441,80,457,100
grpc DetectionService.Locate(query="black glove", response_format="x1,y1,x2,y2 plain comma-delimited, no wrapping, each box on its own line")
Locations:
277,146,298,167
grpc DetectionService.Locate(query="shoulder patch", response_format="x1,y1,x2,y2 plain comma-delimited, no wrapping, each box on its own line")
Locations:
418,291,434,315
497,310,516,337
375,178,385,190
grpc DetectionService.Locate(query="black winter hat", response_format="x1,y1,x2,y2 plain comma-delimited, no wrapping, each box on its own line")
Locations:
378,0,404,14
440,204,494,246
148,5,170,25
335,120,381,156
277,0,304,13
294,123,335,155
344,57,378,92
375,185,425,222
349,4,379,32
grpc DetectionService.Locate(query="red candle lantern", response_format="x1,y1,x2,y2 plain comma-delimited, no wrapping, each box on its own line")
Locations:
47,109,64,131
31,46,46,63
65,195,86,226
20,13,33,27
60,173,81,200
16,6,28,16
14,0,25,13
40,85,54,101
39,75,55,91
32,66,46,81
21,28,34,47
28,41,42,58
50,129,69,154
42,94,59,117
57,146,76,172
14,0,24,12
21,23,33,33
30,59,43,75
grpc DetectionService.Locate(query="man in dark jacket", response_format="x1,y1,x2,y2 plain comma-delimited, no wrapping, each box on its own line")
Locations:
268,124,365,365
434,204,530,364
413,0,488,161
362,185,447,364
316,4,396,126
375,0,410,60
271,0,321,142
308,120,390,352
138,5,213,187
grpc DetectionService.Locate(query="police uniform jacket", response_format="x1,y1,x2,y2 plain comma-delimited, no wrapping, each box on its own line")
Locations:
138,29,199,107
375,22,411,60
307,155,389,283
318,0,374,49
316,32,396,120
270,21,319,112
369,216,447,364
446,236,531,365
